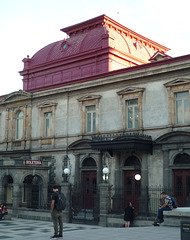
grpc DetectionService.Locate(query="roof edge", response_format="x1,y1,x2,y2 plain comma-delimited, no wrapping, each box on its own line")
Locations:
61,14,170,52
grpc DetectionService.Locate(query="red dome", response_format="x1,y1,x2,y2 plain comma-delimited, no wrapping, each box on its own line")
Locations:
20,15,170,92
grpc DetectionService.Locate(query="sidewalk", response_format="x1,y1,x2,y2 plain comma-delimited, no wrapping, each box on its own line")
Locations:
0,218,180,240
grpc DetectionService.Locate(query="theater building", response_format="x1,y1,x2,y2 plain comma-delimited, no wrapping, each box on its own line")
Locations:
0,15,190,225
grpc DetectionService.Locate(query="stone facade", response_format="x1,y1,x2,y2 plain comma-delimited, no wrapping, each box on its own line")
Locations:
0,15,190,225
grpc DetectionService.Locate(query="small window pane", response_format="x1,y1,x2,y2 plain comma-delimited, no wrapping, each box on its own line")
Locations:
175,91,190,124
93,112,96,132
87,112,91,132
16,111,23,139
44,112,52,137
86,106,96,133
176,100,182,124
176,92,189,99
127,100,139,129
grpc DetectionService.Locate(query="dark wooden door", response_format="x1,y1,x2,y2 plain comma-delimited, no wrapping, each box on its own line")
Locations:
82,171,97,209
124,170,141,213
173,170,190,206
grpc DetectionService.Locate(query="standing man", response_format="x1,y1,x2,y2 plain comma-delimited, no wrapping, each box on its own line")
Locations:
51,185,63,239
153,191,173,226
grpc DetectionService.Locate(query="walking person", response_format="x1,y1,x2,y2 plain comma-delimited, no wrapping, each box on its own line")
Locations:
153,191,173,226
51,185,63,239
124,202,134,227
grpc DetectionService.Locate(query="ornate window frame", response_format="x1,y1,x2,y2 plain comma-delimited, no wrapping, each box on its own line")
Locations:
164,79,190,125
117,87,144,130
78,95,101,134
38,102,57,138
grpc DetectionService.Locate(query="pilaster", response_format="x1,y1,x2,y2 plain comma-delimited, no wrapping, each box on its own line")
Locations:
98,183,111,227
61,183,72,223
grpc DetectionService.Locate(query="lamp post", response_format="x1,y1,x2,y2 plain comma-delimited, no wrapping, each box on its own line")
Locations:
134,163,141,181
103,167,109,183
63,168,70,182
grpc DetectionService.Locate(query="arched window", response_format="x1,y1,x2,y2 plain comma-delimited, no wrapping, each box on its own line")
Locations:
82,157,96,167
16,111,23,139
174,153,190,164
124,156,141,167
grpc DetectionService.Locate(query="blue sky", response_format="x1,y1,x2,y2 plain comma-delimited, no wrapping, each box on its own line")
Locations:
0,0,190,95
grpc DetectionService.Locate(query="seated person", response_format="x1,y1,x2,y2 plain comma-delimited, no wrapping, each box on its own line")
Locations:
0,204,8,220
0,203,3,213
153,191,173,226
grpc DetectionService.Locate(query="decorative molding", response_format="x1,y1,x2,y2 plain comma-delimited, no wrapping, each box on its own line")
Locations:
0,90,32,104
117,87,145,96
164,78,190,87
37,102,58,109
77,95,101,102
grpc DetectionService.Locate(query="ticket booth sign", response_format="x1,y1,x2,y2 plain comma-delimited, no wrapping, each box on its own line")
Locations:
25,160,42,166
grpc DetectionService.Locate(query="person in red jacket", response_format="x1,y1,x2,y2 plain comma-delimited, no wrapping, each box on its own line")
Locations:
0,204,8,220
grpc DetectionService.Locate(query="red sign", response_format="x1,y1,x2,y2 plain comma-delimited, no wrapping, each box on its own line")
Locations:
25,160,42,166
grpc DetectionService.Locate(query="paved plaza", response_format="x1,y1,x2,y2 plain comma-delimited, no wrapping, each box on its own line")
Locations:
0,218,180,240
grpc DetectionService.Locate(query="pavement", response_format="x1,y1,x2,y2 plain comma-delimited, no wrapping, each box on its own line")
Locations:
0,218,180,240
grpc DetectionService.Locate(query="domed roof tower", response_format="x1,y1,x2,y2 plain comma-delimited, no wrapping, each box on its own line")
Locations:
20,15,170,92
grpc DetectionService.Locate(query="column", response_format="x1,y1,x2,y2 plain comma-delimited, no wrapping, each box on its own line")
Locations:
98,183,111,227
61,183,72,223
12,182,21,210
163,150,172,188
72,154,80,209
96,153,102,185
42,183,48,207
139,153,149,216
112,152,123,212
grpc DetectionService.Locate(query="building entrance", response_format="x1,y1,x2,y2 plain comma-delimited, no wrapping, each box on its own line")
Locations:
123,156,141,213
173,169,190,206
124,170,141,213
82,171,97,209
23,175,43,208
173,153,190,206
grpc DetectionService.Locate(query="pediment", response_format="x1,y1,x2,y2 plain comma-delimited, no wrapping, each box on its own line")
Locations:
37,102,58,109
117,87,145,95
78,95,101,102
156,131,190,144
0,90,32,104
149,51,171,62
164,78,190,88
69,139,92,150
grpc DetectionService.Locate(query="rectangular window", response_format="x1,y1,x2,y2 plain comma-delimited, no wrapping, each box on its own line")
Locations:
86,106,96,133
44,112,52,136
127,100,139,129
175,92,190,124
16,112,23,139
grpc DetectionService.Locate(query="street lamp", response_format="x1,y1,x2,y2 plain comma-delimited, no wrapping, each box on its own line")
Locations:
103,167,109,183
135,173,141,181
63,168,70,182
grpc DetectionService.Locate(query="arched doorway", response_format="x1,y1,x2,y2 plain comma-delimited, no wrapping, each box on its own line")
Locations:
82,158,97,209
173,153,190,206
23,175,43,208
2,175,13,204
123,156,141,213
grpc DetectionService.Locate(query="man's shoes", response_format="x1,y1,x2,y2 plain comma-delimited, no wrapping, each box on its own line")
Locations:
153,219,161,226
153,222,160,226
58,235,63,238
50,235,58,239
